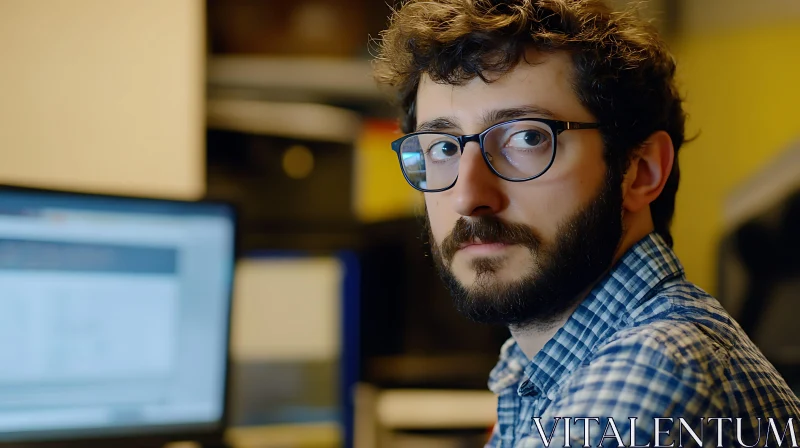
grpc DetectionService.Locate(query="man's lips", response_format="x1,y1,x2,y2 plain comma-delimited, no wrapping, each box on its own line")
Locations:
458,239,511,254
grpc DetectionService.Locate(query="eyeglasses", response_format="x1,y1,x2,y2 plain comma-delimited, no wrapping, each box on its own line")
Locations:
390,118,601,192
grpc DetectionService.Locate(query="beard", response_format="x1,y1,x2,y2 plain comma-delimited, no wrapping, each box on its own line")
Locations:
428,170,624,329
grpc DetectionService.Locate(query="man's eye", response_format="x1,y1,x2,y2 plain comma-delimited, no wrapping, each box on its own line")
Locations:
428,140,459,160
508,130,548,148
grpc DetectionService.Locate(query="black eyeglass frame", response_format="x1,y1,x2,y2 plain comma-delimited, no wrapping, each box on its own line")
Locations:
390,118,601,193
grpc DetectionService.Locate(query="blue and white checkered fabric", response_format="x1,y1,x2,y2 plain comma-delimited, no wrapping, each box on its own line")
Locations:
486,233,800,448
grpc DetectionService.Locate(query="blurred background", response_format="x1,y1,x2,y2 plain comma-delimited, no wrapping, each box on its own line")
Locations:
0,0,799,447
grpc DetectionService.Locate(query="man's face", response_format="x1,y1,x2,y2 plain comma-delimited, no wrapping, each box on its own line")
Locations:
418,51,624,328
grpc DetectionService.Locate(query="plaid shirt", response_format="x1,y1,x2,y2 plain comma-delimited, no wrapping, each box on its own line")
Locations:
486,233,800,448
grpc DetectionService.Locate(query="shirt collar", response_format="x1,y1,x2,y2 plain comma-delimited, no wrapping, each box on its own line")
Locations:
487,232,685,396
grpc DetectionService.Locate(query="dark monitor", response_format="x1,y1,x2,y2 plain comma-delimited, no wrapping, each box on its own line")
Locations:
0,186,236,447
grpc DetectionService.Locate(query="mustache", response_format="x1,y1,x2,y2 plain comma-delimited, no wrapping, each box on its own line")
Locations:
439,216,541,262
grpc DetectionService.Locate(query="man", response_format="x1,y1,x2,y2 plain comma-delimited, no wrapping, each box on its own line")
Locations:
373,0,800,446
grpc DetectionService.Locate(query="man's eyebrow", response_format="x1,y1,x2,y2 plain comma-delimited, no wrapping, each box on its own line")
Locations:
482,106,558,124
415,106,558,133
415,117,460,132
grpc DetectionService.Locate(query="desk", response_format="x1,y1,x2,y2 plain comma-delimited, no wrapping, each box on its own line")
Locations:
166,423,340,448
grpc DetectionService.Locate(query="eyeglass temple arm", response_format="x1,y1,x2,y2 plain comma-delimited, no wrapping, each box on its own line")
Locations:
563,121,601,131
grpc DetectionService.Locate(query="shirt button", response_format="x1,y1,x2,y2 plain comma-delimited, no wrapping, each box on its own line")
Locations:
546,389,557,401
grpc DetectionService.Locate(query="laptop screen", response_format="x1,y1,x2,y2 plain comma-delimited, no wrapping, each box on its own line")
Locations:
0,188,235,442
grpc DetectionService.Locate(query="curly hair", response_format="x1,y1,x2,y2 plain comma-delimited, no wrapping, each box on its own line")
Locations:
373,0,685,247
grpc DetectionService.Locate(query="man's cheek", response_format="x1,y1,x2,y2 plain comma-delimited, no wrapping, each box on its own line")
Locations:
424,204,449,242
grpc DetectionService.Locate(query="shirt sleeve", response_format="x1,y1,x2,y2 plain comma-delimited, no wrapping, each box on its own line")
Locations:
517,326,725,448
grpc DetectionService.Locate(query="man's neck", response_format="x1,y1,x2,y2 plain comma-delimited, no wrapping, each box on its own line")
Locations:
509,300,581,360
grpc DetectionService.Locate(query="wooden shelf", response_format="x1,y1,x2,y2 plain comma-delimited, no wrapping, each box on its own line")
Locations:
208,56,381,101
375,389,496,430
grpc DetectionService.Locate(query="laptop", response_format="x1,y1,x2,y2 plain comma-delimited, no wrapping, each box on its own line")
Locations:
0,186,235,447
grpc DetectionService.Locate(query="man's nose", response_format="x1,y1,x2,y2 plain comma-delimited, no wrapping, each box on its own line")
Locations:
450,142,505,217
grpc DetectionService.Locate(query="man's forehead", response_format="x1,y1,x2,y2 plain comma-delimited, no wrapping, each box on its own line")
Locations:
415,51,582,130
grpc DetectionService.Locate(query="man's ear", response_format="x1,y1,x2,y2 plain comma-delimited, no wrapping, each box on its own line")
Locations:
622,131,675,213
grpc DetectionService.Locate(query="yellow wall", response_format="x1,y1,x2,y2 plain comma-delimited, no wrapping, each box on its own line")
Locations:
354,120,423,222
672,22,800,293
